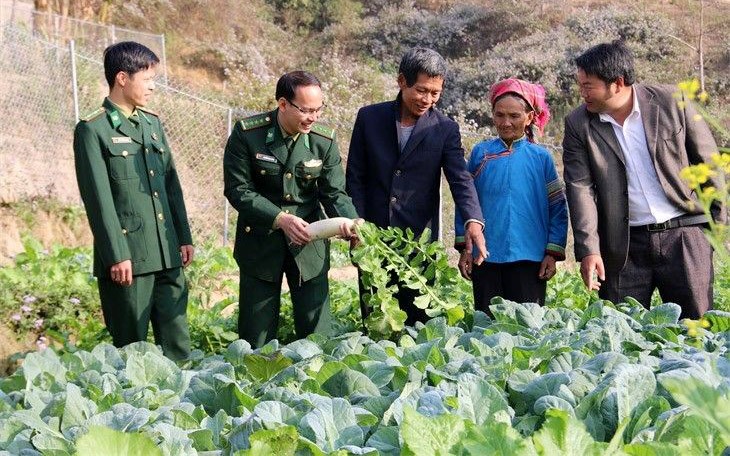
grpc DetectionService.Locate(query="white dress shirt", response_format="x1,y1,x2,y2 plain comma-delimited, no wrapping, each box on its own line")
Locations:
599,89,684,226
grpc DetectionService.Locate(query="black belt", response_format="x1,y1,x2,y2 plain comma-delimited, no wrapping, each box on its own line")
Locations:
631,214,708,232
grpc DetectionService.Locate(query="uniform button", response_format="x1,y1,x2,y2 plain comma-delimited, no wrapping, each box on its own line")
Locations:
158,213,164,220
284,209,290,214
395,169,402,176
285,172,293,179
285,194,292,201
245,226,251,232
150,170,155,176
260,169,267,175
305,174,312,179
390,196,397,203
153,191,159,197
122,150,128,157
265,116,270,122
145,148,149,153
122,228,128,235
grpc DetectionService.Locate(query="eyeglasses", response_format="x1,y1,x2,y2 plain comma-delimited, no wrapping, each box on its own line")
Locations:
287,99,326,115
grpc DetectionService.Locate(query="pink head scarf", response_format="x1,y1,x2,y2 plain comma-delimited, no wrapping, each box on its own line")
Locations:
488,78,551,140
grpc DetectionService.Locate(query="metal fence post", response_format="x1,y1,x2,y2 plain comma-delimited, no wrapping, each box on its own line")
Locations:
160,33,168,85
70,40,80,124
223,108,233,246
438,174,443,242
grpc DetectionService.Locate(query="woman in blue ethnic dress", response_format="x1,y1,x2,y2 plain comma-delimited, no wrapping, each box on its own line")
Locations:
455,78,568,313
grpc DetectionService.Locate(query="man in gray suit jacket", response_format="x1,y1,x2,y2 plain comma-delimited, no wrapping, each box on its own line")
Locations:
563,40,724,319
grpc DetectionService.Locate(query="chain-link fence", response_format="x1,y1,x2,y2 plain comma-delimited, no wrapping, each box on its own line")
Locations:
0,1,167,82
0,3,566,249
0,21,252,244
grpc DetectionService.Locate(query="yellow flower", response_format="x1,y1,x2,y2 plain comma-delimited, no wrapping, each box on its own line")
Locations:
711,153,730,174
677,79,700,99
680,163,715,187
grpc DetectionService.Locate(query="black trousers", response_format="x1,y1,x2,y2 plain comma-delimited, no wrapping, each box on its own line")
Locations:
471,261,546,314
600,225,713,319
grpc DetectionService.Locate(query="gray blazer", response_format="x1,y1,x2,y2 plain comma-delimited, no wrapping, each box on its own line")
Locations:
562,83,723,273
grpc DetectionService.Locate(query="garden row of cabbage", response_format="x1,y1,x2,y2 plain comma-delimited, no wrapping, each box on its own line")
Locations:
1,297,729,455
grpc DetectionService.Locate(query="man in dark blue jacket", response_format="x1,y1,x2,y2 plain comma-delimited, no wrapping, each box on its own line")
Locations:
346,47,486,324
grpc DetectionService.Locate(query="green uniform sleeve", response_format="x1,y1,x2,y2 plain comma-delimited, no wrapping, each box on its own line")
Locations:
316,133,358,219
223,122,283,227
73,121,131,268
161,122,193,246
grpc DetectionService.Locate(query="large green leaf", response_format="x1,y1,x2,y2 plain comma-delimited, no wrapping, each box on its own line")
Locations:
365,425,400,456
321,368,381,399
532,409,606,455
61,383,97,432
660,375,730,445
253,401,299,427
298,396,363,452
640,303,682,326
125,351,188,395
243,352,293,383
86,403,151,432
576,363,656,441
75,426,162,456
400,407,466,456
238,425,300,456
455,373,511,426
460,420,538,456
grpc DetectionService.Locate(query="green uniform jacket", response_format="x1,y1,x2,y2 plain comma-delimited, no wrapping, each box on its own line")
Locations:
74,98,193,277
223,110,357,282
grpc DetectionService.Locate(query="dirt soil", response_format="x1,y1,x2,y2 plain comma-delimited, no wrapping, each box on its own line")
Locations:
0,205,92,265
0,325,29,376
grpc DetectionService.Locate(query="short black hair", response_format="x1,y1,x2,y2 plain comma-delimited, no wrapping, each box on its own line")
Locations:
275,71,321,101
575,40,636,86
398,47,448,87
103,41,159,88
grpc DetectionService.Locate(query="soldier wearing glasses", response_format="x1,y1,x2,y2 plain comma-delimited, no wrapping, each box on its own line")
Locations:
224,71,358,348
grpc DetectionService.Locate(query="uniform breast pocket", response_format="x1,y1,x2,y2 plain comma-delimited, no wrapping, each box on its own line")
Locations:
295,160,323,188
254,160,282,182
119,215,148,262
107,147,140,181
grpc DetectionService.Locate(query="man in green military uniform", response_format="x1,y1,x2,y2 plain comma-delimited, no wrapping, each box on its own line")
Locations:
224,71,358,348
73,41,194,360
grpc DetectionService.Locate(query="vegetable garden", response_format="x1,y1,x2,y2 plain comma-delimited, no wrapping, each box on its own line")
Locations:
1,221,730,455
1,83,729,455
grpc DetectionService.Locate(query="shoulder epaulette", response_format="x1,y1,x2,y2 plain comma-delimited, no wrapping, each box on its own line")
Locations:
81,107,105,122
137,106,159,117
240,112,273,131
310,123,335,140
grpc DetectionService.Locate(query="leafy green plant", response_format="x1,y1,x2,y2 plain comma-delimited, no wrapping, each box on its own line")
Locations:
352,223,467,340
1,298,729,454
0,237,101,349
